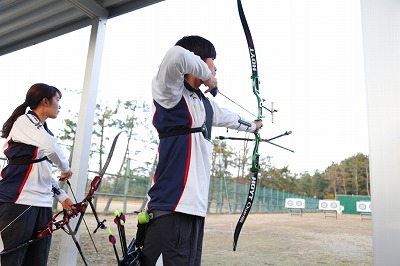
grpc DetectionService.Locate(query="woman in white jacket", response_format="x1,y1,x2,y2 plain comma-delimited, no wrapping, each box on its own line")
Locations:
0,83,74,266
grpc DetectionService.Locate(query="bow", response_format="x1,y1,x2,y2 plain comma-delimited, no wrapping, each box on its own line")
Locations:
0,132,123,265
213,0,293,251
232,0,263,251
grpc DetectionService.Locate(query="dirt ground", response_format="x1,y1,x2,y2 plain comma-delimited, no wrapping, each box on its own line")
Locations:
47,211,373,266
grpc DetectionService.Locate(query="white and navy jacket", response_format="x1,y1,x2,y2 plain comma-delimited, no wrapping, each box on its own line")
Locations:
149,46,257,217
0,111,70,207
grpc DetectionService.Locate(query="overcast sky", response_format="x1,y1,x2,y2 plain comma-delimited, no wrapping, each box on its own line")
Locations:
0,0,368,174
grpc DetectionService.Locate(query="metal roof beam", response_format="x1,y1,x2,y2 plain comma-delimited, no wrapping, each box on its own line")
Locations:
107,0,165,18
66,0,109,19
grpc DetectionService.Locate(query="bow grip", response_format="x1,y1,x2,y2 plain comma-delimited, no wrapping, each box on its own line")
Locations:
210,87,218,97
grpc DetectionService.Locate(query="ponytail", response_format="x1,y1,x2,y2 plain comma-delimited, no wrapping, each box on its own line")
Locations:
1,103,28,138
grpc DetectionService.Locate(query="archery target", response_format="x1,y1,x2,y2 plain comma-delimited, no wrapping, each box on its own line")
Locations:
319,200,341,211
356,201,372,213
285,198,305,209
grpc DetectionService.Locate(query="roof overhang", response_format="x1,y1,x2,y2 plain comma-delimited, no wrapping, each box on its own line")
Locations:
0,0,165,56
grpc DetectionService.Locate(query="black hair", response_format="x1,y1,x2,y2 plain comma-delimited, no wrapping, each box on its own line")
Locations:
1,83,62,138
175,35,217,60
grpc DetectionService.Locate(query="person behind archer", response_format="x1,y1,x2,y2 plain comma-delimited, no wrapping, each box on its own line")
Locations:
141,35,263,265
0,83,74,266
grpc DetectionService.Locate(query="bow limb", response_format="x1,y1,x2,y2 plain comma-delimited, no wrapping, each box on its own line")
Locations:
233,0,262,251
61,131,124,262
72,130,125,229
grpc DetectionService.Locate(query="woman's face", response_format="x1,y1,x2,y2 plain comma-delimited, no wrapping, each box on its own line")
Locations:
46,93,61,119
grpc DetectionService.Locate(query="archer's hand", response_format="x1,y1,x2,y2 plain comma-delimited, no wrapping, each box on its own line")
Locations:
61,198,76,210
254,121,263,132
58,170,73,181
203,75,218,93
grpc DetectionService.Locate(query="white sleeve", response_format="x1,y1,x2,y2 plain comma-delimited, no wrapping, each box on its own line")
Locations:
10,114,71,173
152,46,212,109
211,100,257,132
51,178,69,203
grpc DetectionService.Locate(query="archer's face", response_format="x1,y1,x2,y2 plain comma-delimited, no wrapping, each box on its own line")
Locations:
47,93,61,119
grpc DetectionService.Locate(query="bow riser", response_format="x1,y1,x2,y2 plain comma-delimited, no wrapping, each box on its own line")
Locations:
251,136,260,172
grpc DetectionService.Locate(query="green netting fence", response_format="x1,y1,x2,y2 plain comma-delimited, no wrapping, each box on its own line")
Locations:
207,177,319,214
0,156,319,214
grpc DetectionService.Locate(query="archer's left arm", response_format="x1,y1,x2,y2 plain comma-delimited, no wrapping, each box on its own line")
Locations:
51,178,69,203
210,101,259,133
51,180,75,210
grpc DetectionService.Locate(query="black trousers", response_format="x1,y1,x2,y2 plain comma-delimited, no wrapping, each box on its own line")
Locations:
0,203,52,266
141,212,205,266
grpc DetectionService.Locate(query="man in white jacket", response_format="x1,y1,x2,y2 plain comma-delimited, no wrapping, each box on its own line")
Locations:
141,36,262,266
